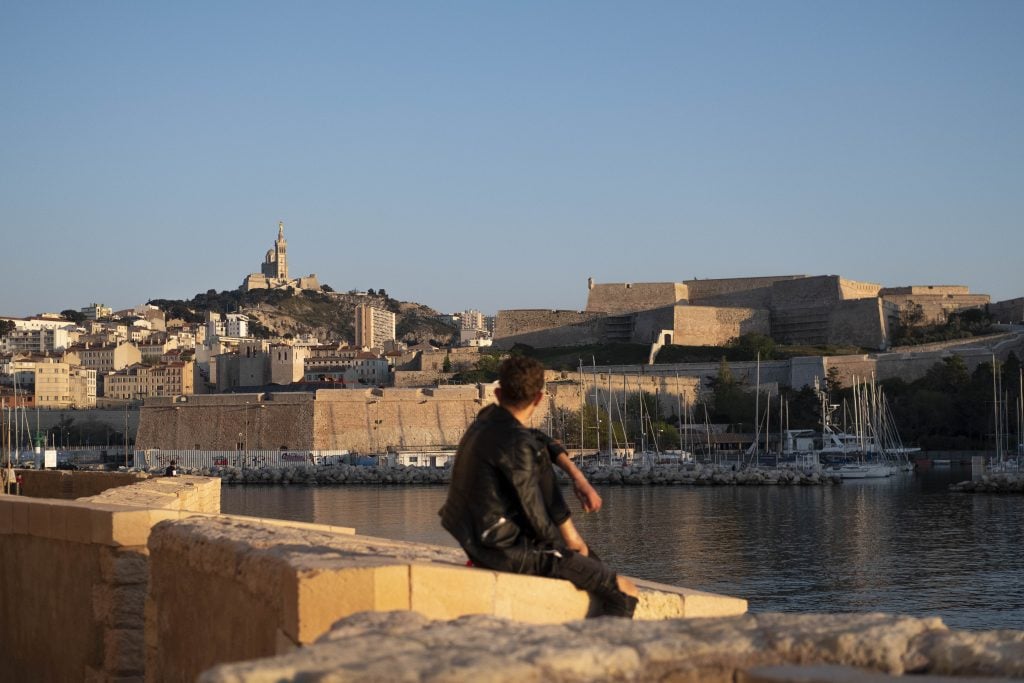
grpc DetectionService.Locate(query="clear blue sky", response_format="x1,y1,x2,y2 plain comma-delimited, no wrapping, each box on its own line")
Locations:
2,1,1022,318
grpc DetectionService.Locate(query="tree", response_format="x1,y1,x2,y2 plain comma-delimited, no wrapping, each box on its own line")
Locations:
731,333,776,361
0,319,15,337
442,353,452,373
59,309,87,325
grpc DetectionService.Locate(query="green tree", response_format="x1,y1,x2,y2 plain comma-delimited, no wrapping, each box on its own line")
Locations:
59,309,87,325
442,353,452,373
0,319,15,337
731,333,777,361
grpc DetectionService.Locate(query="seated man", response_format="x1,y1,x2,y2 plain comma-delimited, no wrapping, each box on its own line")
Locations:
439,356,638,617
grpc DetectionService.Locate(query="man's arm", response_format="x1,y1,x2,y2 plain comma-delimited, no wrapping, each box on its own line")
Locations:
552,452,602,513
531,429,603,513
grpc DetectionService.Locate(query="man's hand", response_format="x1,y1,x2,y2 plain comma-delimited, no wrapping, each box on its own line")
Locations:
572,478,603,513
558,518,590,557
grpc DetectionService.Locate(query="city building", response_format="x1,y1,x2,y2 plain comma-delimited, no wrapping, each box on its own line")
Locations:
80,303,113,320
354,305,396,349
0,316,77,353
63,341,143,396
103,361,195,401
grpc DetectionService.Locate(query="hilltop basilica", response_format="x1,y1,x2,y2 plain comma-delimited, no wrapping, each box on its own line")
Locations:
241,222,320,292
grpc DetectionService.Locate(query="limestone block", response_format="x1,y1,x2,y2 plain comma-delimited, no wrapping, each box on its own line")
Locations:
100,547,150,585
409,563,496,620
28,499,52,537
103,627,145,675
47,500,73,541
635,578,748,619
67,503,94,543
282,560,411,644
91,505,171,547
493,570,591,623
738,664,1006,682
0,496,13,534
92,583,147,629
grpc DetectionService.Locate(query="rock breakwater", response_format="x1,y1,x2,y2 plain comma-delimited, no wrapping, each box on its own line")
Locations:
949,472,1024,494
177,463,841,487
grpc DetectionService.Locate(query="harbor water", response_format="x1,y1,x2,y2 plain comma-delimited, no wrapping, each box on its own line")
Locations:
221,469,1024,630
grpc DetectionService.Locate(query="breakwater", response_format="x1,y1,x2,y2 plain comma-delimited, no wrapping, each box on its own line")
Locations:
195,463,841,486
949,472,1024,493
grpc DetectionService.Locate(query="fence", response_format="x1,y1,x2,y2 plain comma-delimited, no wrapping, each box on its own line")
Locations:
136,449,356,471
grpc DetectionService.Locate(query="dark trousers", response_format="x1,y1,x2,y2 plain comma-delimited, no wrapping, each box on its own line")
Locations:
466,457,637,617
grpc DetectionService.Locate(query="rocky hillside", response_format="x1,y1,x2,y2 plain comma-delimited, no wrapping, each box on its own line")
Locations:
149,286,457,345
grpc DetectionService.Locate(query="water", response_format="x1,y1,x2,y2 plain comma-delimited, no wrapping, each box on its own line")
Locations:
221,469,1024,630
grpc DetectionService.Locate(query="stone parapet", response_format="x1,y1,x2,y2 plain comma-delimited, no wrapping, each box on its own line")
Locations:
17,469,149,499
196,610,1024,682
148,516,746,681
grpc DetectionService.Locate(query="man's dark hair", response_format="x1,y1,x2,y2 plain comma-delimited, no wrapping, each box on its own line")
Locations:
498,356,545,407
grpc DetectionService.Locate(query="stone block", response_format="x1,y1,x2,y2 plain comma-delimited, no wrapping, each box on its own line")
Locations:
103,628,145,674
93,583,147,629
100,547,150,585
91,505,155,547
66,504,94,543
48,501,72,541
493,570,591,623
282,561,411,644
635,578,747,619
409,563,496,620
0,497,13,535
28,500,52,538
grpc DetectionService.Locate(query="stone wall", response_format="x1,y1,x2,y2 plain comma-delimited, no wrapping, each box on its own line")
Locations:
149,516,745,682
492,310,607,349
880,285,971,296
837,277,883,300
17,469,148,499
828,298,892,349
990,297,1024,323
0,475,221,682
881,292,991,323
137,393,316,452
585,282,687,314
685,276,802,309
674,305,771,346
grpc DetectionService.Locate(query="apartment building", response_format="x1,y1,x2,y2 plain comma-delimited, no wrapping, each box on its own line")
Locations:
103,361,195,400
354,304,396,349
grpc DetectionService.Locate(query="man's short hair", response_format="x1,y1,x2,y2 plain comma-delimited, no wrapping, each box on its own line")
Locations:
498,356,545,407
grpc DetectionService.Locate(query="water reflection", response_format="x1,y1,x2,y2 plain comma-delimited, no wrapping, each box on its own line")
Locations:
221,470,1024,630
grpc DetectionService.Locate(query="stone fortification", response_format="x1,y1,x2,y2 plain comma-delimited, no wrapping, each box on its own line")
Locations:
990,297,1024,323
674,305,770,346
198,610,1024,683
881,285,971,296
493,309,606,349
880,289,990,324
685,275,804,308
17,469,149,499
585,282,688,314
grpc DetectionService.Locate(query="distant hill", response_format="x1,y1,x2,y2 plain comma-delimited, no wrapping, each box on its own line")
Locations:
148,287,457,346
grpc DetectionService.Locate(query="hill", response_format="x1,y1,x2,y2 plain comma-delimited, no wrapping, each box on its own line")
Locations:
148,287,457,345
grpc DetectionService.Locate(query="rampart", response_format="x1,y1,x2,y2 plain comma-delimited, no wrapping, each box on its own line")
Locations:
990,297,1024,323
685,275,803,308
585,282,687,314
674,305,770,346
492,309,606,349
880,291,990,323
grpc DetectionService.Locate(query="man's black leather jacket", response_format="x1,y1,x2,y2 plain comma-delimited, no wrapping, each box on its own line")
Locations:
439,404,570,552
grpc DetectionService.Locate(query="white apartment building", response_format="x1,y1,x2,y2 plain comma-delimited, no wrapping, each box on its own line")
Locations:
354,305,396,349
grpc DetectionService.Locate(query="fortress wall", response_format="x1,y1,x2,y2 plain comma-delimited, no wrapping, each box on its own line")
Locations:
494,309,602,338
545,373,703,420
882,293,991,323
633,306,677,344
492,314,606,350
770,306,833,345
837,277,883,300
137,395,315,451
770,275,844,309
880,285,971,296
674,306,770,346
312,387,521,451
584,282,687,314
990,297,1024,323
683,275,803,305
828,299,890,350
